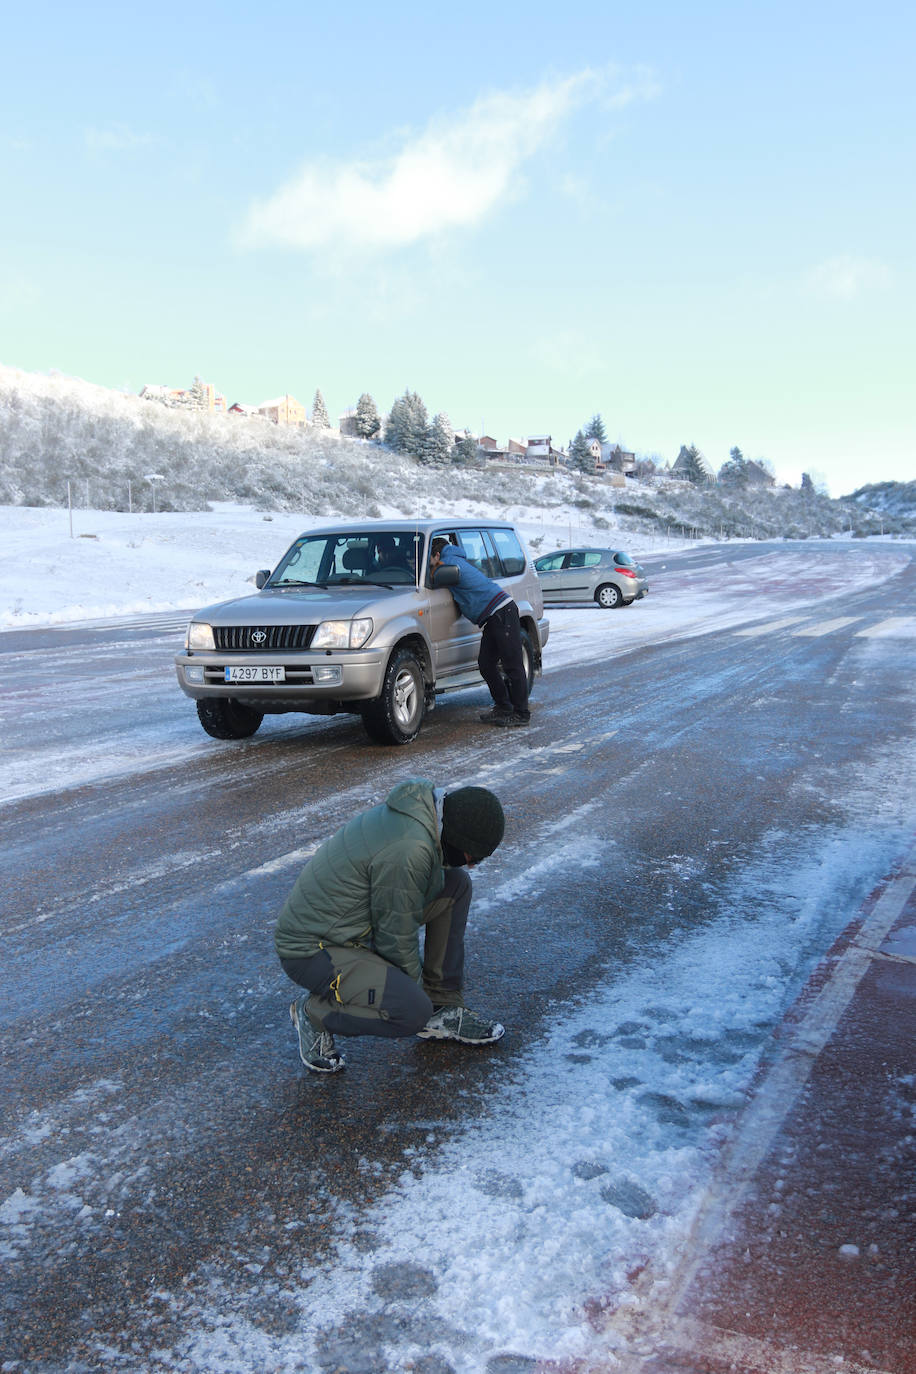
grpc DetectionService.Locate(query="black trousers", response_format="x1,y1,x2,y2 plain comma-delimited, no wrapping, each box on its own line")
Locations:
478,602,529,715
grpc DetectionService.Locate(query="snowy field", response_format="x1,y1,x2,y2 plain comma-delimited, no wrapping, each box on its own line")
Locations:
1,499,910,644
2,505,915,1372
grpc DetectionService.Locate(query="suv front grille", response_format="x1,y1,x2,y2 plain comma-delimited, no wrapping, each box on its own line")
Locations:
213,624,317,652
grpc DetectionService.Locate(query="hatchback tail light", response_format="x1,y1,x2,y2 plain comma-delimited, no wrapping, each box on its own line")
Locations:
617,567,637,578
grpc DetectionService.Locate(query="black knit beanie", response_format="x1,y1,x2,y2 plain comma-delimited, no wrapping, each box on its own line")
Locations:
441,787,505,860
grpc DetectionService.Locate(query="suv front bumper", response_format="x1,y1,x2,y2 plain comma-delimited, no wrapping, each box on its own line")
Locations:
174,649,388,706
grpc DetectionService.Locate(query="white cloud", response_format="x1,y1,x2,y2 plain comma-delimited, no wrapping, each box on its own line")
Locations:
806,254,892,301
237,67,657,255
84,125,155,153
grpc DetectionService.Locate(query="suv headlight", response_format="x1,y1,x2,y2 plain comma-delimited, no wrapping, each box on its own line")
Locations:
312,618,373,649
187,621,215,651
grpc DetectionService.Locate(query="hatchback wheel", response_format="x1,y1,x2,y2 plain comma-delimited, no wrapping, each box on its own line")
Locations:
596,583,623,609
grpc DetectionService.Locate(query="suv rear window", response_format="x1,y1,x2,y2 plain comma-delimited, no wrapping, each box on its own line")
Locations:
457,529,498,577
489,527,526,576
440,526,527,579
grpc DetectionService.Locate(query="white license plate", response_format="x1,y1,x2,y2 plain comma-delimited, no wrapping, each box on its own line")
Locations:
224,665,286,683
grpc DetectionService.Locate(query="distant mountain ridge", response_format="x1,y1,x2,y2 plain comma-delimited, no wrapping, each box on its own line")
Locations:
848,480,916,520
1,363,914,541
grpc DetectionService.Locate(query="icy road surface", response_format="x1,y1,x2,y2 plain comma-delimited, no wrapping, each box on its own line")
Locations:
1,536,915,1373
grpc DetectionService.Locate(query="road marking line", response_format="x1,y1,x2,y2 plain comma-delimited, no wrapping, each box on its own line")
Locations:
245,845,318,877
854,616,916,638
733,616,808,636
792,616,862,637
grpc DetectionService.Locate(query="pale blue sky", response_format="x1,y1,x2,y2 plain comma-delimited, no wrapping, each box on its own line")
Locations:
1,0,913,494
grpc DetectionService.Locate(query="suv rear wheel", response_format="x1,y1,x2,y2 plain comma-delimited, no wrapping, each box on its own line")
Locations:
361,646,426,745
197,697,264,739
499,626,536,698
521,627,536,692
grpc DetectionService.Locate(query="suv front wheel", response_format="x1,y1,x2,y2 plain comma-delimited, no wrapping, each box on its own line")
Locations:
197,697,264,740
361,646,426,745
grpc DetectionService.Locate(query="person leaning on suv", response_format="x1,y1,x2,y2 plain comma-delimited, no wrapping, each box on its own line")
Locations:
429,536,530,727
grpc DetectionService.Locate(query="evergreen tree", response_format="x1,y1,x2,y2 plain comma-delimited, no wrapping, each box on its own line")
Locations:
424,413,454,465
718,445,749,487
187,376,209,410
405,391,429,458
311,389,330,428
584,413,607,443
452,430,478,466
569,430,593,474
384,394,410,451
354,392,381,440
800,470,828,498
384,390,429,458
675,443,715,486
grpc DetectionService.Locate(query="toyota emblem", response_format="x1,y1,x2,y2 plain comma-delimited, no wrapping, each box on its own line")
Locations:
250,628,268,646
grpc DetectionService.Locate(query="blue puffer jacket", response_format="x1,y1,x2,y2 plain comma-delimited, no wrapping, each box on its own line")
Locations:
437,546,511,626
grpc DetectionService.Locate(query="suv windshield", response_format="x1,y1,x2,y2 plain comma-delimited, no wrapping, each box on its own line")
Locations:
270,531,421,587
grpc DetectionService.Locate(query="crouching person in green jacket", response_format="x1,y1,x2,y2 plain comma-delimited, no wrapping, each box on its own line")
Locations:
275,778,506,1074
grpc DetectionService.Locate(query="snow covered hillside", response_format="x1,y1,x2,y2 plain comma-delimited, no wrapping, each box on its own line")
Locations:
2,362,914,541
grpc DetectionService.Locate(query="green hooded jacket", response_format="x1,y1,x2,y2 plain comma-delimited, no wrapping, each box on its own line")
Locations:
274,779,445,981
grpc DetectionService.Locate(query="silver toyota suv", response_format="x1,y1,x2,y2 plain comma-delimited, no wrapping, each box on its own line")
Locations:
175,519,549,745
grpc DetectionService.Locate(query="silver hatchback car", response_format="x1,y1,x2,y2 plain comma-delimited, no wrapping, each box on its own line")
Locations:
533,547,648,609
175,519,548,745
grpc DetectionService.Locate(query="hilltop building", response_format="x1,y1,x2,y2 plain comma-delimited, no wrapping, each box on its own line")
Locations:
140,378,226,412
256,395,306,427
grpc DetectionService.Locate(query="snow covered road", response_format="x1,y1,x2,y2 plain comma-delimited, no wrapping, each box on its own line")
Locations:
1,534,915,1372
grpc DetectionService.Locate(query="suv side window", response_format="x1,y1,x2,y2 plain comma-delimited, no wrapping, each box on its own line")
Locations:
488,527,526,576
458,529,497,577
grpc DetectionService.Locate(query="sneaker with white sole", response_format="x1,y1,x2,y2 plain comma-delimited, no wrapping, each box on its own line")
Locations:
416,1004,505,1044
289,997,345,1073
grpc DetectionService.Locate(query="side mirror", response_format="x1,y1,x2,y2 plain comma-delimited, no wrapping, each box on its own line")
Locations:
255,569,271,589
431,564,460,588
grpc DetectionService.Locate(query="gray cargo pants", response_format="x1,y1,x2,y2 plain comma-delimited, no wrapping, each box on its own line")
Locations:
280,867,472,1039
